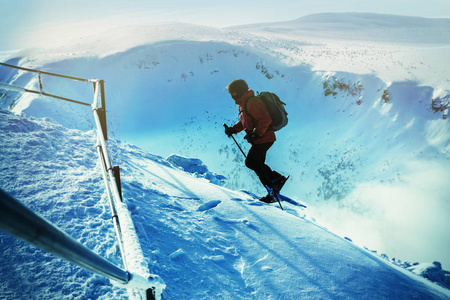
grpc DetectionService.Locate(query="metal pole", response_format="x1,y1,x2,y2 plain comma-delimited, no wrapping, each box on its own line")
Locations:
0,81,91,107
99,80,108,140
96,142,128,270
92,81,100,108
0,189,131,284
0,62,91,82
91,81,128,269
92,107,121,207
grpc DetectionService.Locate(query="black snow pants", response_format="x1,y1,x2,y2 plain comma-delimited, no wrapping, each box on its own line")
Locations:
245,142,275,189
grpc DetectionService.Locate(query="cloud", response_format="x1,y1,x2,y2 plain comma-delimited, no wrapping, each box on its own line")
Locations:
311,159,450,268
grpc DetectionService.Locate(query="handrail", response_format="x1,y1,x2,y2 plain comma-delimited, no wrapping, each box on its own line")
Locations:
0,62,92,82
0,62,92,107
96,140,129,271
0,63,164,299
0,81,92,107
0,189,131,284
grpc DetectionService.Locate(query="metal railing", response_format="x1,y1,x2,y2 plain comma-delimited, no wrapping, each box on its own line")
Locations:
0,188,130,284
0,62,165,300
0,62,108,140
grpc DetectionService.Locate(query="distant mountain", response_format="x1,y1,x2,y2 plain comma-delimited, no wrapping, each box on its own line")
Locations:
283,13,450,28
229,13,450,43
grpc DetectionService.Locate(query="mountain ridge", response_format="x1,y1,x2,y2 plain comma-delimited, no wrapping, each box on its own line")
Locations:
229,12,450,44
229,12,450,28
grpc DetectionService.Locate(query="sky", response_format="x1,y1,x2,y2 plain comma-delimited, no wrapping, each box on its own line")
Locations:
1,0,450,51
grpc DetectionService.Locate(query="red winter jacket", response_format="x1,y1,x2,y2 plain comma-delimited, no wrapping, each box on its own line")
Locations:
232,89,276,145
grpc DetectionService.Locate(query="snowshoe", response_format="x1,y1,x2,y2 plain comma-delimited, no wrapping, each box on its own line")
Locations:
259,194,277,204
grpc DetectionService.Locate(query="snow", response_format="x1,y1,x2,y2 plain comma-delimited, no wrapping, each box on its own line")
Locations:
1,12,450,299
167,154,227,186
234,13,450,44
1,110,450,299
409,262,450,288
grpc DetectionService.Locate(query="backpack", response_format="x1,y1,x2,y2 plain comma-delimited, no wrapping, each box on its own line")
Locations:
244,92,288,131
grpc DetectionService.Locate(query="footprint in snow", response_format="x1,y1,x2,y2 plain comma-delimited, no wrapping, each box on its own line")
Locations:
162,203,184,211
197,200,221,212
248,201,264,206
213,216,260,232
231,197,244,202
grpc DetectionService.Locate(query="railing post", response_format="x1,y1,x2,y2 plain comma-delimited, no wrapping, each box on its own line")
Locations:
113,166,123,202
147,288,156,300
91,85,166,299
99,80,108,140
38,73,43,92
96,141,128,271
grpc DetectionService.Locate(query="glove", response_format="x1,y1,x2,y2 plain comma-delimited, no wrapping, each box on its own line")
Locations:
224,125,236,137
244,130,259,143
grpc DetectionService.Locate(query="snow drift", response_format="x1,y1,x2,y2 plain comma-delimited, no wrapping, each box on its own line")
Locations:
1,109,450,299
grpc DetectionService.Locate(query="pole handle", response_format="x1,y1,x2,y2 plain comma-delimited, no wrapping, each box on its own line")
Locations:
223,123,246,158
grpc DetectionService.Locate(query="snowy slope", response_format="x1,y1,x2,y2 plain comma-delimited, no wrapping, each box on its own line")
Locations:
1,110,450,299
1,12,449,274
0,111,127,299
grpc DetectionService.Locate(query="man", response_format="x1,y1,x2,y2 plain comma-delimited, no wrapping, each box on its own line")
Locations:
224,79,287,203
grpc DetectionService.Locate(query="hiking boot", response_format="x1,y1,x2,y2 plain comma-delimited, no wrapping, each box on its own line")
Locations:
259,194,276,203
271,175,289,193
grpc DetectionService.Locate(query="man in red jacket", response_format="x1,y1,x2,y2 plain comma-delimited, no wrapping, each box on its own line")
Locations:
224,79,287,203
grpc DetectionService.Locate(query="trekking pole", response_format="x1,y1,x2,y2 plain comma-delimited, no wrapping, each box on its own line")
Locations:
222,124,246,158
267,186,283,210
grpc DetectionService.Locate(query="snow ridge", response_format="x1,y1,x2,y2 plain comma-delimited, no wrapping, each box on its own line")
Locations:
231,13,450,44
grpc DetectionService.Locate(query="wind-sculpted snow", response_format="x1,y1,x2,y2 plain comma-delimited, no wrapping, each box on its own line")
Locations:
1,110,450,299
167,154,227,186
0,110,127,299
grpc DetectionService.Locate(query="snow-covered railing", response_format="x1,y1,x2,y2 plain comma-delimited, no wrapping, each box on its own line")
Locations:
0,62,165,300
